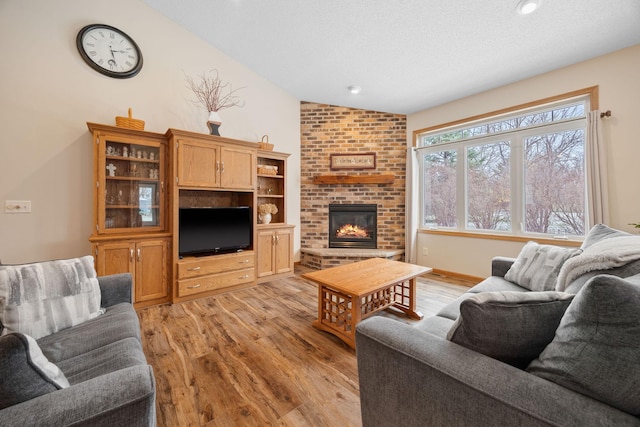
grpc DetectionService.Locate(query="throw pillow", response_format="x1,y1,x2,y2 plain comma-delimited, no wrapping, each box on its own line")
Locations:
504,241,579,291
527,275,640,416
446,291,574,369
0,256,103,339
581,223,630,250
0,332,69,409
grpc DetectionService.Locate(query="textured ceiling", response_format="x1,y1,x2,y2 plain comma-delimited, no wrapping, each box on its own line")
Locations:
144,0,640,114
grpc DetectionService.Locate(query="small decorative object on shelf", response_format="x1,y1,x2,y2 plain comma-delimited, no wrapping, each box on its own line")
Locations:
257,164,278,175
259,135,274,151
115,108,145,130
258,203,278,224
106,163,117,176
185,69,245,136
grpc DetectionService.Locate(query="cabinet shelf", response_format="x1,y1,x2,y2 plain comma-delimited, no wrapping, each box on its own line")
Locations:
106,205,160,209
257,194,284,199
107,155,160,164
257,174,284,179
106,176,160,182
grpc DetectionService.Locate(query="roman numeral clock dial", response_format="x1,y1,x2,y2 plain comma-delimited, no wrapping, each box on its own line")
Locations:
76,24,143,78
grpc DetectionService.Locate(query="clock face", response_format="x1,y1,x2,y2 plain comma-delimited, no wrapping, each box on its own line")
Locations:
76,24,143,78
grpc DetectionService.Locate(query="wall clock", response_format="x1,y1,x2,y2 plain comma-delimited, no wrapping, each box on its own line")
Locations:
76,24,143,79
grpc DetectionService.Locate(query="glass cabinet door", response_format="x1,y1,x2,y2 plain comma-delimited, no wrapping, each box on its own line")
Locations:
100,138,165,232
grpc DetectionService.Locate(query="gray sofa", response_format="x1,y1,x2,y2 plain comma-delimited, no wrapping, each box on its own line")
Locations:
0,273,156,426
356,226,640,426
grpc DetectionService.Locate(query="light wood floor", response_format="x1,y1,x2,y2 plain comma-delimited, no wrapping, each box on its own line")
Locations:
138,266,473,427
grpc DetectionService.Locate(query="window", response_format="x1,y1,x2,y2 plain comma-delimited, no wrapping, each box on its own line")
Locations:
418,95,589,238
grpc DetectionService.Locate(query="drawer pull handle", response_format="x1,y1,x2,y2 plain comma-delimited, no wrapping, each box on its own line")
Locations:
187,284,201,289
239,259,249,264
187,267,201,271
239,275,249,279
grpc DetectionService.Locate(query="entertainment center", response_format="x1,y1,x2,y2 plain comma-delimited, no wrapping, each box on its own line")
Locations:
88,122,294,308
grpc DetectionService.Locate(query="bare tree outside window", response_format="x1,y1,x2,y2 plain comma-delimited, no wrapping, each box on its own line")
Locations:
466,141,511,231
524,129,585,236
419,97,587,237
423,150,457,227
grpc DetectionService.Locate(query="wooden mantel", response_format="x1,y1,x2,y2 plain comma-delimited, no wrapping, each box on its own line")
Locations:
311,174,395,185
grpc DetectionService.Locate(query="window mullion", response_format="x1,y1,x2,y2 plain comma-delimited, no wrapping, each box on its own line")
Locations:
457,146,466,230
512,136,523,235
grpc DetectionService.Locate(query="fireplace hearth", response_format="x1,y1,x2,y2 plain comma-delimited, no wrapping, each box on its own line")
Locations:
328,204,377,249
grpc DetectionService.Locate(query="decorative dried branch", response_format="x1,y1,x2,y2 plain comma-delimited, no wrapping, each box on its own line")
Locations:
185,69,245,112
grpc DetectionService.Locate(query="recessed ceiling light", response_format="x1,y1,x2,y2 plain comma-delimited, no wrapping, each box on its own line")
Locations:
516,0,542,15
347,85,362,95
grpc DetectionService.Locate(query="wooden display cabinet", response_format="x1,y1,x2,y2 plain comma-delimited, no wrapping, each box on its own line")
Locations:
257,150,289,224
256,150,295,282
88,123,171,308
93,237,170,308
256,224,294,282
171,130,256,190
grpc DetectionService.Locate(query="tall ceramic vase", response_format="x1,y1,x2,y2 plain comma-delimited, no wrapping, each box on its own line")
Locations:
207,111,221,136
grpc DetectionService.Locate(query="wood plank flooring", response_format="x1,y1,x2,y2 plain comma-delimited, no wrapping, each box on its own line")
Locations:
138,267,473,427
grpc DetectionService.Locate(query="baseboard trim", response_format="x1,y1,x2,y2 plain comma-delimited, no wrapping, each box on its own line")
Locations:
429,269,482,286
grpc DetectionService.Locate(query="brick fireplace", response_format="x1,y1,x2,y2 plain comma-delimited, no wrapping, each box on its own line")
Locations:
300,102,407,268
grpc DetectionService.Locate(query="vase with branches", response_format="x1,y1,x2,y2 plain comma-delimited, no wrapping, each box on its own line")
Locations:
185,69,245,135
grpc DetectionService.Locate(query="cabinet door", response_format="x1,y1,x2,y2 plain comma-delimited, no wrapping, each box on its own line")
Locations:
257,230,276,278
98,135,165,233
94,241,135,277
220,146,255,189
274,229,294,275
135,239,169,302
177,139,219,187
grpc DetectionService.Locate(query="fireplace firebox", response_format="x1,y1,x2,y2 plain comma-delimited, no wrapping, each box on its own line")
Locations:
328,204,377,249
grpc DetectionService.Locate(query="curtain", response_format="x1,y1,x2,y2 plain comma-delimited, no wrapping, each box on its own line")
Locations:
586,110,610,227
405,147,420,263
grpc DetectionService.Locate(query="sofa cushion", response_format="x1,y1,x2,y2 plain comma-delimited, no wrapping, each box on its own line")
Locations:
556,235,640,291
56,337,147,385
527,275,640,416
0,332,69,409
447,291,574,369
581,223,630,249
467,276,529,294
504,241,579,291
0,256,103,339
37,303,141,363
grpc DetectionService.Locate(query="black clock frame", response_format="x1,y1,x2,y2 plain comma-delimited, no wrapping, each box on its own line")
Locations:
76,24,143,79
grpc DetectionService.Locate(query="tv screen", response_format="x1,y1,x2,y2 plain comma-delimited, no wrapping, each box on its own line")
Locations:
179,207,252,257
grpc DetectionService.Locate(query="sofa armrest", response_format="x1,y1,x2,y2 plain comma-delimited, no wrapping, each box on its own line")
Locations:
98,273,133,307
0,365,155,427
355,317,638,427
491,256,516,278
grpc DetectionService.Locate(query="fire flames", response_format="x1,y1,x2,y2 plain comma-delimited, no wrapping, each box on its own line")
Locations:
336,224,369,239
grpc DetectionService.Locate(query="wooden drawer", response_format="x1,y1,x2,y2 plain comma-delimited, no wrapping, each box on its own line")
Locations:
177,268,255,297
177,251,255,279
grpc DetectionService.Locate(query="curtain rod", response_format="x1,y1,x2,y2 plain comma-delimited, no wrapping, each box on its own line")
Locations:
600,110,612,118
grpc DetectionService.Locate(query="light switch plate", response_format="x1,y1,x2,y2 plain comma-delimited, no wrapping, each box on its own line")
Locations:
5,200,31,213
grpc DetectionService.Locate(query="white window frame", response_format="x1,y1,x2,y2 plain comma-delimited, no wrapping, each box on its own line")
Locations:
416,94,591,239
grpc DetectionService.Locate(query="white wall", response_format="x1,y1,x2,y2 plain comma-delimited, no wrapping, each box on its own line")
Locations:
408,44,640,278
0,0,301,264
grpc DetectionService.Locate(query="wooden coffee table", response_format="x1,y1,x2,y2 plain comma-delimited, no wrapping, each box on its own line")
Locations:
302,258,432,349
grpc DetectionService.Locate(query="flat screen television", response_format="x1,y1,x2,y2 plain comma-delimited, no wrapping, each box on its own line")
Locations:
179,207,252,257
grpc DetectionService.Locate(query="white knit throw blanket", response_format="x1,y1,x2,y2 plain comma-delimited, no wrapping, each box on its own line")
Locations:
556,235,640,291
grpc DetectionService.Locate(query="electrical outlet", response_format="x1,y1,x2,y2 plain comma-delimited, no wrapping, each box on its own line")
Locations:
5,200,31,213
422,247,429,256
